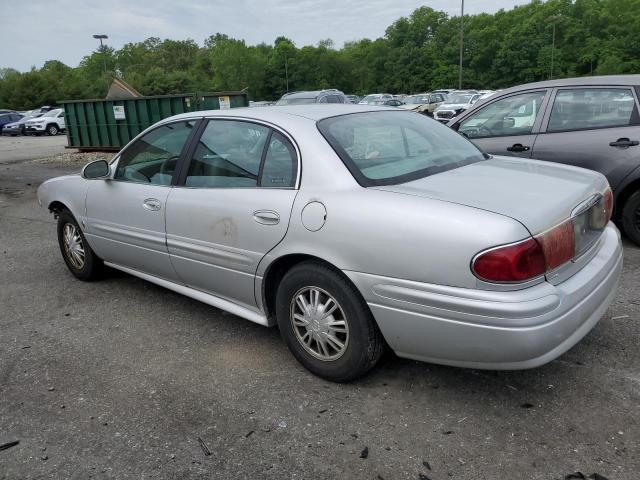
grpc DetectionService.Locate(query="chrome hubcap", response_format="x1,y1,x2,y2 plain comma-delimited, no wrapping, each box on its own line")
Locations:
63,223,85,269
290,287,349,361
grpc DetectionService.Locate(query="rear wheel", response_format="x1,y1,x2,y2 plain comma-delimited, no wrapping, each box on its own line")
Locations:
57,210,103,281
46,124,59,136
275,261,384,382
622,190,640,246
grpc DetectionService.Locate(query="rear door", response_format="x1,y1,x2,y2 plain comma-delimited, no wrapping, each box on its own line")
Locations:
453,90,550,158
531,86,640,189
165,118,299,309
85,119,198,281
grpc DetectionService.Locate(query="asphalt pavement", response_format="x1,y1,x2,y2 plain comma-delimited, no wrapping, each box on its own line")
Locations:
0,135,67,164
0,146,639,479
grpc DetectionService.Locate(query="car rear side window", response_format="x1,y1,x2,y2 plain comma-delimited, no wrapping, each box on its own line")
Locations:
186,120,269,188
547,88,637,132
114,120,196,185
318,111,486,186
260,131,297,188
185,120,297,189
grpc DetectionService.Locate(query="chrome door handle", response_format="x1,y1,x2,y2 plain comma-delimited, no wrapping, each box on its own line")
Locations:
142,198,161,211
253,210,280,225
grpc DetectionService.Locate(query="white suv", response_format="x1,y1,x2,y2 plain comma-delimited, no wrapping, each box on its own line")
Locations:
25,108,65,136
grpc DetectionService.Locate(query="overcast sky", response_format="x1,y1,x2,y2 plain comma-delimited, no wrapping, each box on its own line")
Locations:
1,0,531,72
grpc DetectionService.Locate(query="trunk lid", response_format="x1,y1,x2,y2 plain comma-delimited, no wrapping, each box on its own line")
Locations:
372,156,608,235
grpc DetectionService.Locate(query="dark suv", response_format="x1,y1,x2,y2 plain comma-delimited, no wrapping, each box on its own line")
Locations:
448,75,640,245
276,89,348,105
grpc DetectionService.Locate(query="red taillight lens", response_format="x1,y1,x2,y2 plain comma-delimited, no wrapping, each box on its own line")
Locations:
604,188,614,222
472,238,546,282
473,221,576,283
536,220,575,271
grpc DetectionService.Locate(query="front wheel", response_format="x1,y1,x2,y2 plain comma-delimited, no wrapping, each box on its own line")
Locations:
622,190,640,246
57,210,103,281
46,124,59,136
275,261,384,382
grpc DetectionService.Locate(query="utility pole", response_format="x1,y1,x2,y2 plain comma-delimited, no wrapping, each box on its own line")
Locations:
284,51,289,93
92,34,108,76
547,15,561,80
458,0,464,89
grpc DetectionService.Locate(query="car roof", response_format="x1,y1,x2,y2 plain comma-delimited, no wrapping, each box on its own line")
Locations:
280,90,342,99
164,104,399,123
497,75,640,95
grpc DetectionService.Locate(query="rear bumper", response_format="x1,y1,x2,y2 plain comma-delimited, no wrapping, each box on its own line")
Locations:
345,223,623,370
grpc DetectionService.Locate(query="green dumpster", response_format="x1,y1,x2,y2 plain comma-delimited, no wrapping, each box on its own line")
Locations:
59,91,249,151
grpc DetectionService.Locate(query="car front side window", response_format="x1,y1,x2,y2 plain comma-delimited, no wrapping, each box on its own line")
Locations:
114,120,196,185
547,88,637,132
458,91,547,139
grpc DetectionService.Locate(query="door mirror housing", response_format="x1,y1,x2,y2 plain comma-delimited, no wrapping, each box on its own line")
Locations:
82,159,110,179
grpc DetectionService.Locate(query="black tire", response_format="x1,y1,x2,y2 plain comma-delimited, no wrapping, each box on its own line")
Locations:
57,209,103,281
622,190,640,246
46,124,59,136
275,261,385,382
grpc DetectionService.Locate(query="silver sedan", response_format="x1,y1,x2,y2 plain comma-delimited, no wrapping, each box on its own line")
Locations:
37,105,623,381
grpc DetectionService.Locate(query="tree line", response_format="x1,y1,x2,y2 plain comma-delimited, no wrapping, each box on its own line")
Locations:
1,0,639,110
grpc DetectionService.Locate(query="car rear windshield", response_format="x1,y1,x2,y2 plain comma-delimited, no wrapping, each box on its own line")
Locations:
445,94,473,104
317,111,486,186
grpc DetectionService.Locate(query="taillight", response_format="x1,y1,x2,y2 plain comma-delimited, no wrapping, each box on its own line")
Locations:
472,189,613,284
472,238,546,282
604,188,614,222
536,220,575,270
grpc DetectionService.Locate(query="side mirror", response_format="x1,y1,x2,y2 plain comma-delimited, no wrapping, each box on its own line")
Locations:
82,159,110,179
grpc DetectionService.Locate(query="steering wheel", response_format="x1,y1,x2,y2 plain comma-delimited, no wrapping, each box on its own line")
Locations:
476,125,494,137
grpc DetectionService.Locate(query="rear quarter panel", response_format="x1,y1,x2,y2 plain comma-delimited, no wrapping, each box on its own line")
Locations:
258,185,532,290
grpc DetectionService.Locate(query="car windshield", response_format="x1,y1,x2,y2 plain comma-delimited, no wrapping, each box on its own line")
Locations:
318,111,486,186
406,95,430,104
276,97,316,105
445,94,473,104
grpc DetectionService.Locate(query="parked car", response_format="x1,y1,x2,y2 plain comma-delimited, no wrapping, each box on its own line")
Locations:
383,99,404,107
0,112,23,134
276,90,348,105
448,75,640,245
0,109,16,115
2,112,44,136
24,108,65,135
400,93,446,115
358,94,394,105
345,95,361,104
433,92,482,122
432,89,456,97
38,105,622,381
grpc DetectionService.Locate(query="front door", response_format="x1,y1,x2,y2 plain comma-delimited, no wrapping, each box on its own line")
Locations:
454,90,550,158
531,86,640,189
85,119,197,280
165,119,299,309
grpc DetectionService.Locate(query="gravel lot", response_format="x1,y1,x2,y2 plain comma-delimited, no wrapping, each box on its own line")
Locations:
0,144,639,479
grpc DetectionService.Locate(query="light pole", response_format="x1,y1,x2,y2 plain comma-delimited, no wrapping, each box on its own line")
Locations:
547,15,561,79
93,34,108,76
458,0,464,89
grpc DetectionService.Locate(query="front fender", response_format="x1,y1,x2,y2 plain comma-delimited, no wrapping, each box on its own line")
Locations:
37,175,89,226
